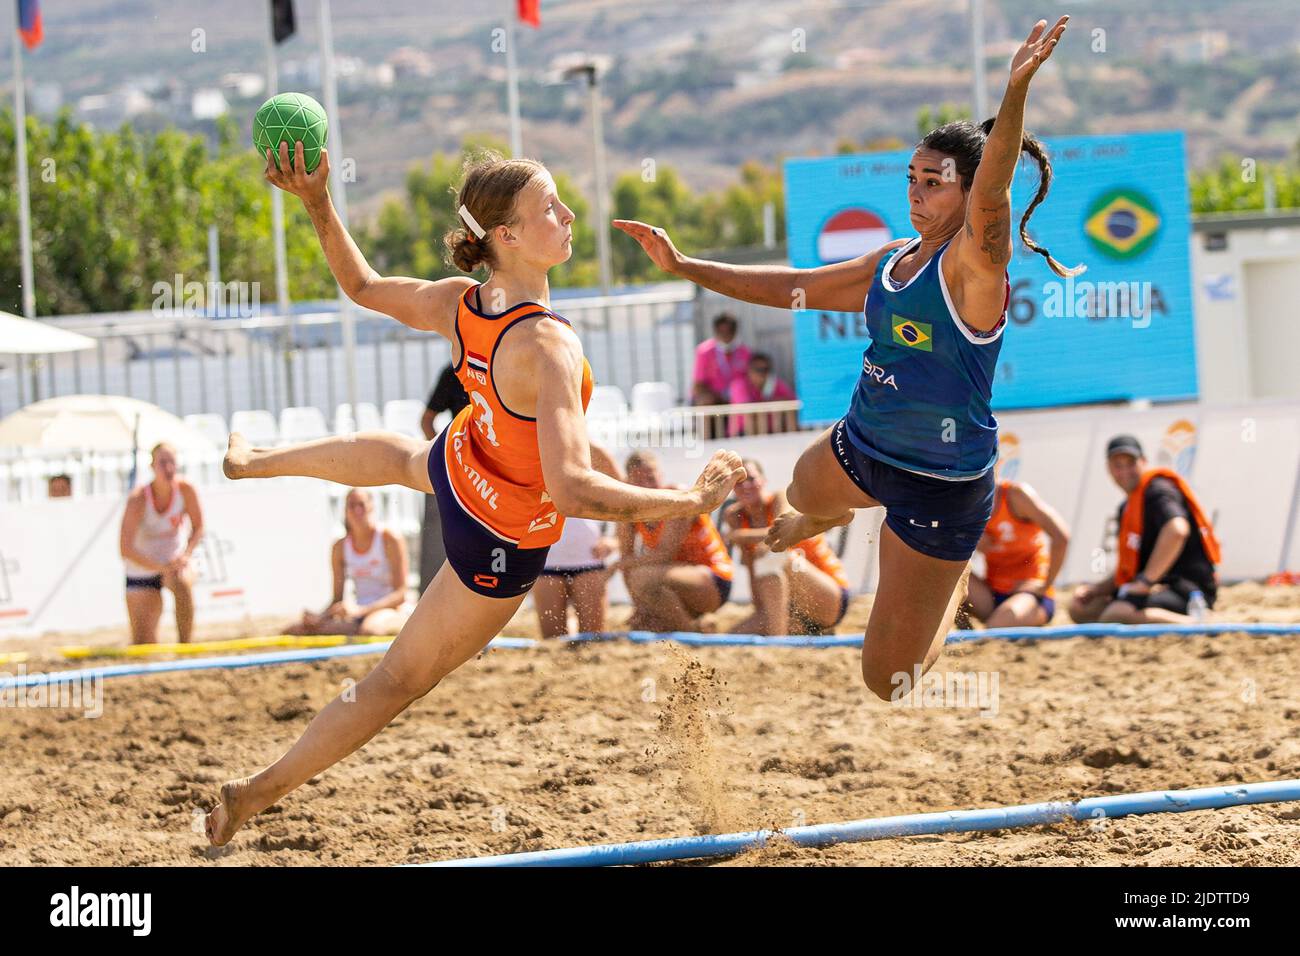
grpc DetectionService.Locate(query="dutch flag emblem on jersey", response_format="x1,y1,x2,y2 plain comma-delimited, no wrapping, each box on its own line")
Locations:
467,351,489,376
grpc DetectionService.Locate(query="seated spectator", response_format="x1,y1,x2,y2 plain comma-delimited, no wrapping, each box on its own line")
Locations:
616,450,734,632
1069,435,1221,625
287,488,414,636
693,312,750,439
722,458,850,635
48,473,72,498
967,477,1069,627
727,352,798,436
533,443,622,638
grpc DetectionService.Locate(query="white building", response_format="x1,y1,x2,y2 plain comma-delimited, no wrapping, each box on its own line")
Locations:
1192,211,1300,403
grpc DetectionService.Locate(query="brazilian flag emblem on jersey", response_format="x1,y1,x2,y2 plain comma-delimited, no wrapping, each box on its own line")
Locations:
891,315,933,351
1084,189,1161,260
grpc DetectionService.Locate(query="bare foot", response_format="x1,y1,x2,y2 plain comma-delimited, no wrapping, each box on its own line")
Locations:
765,509,852,553
205,776,259,847
222,433,253,480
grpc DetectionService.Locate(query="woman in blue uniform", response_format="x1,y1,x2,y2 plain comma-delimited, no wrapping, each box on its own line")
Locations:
617,16,1079,698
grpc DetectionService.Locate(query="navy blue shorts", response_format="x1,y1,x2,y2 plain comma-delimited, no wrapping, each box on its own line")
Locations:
427,429,550,599
830,418,995,563
992,588,1056,621
712,573,733,604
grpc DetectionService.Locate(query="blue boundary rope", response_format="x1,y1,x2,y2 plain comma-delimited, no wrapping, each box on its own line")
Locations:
4,623,1300,689
416,778,1300,867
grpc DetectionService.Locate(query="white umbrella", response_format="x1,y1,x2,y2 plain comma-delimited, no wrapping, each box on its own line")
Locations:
0,312,96,354
0,395,212,454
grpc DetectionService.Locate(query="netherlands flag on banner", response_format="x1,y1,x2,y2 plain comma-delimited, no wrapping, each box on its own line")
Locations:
18,0,44,49
467,350,489,375
816,207,891,264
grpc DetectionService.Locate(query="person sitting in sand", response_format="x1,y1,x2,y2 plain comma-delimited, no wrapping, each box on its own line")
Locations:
286,488,414,637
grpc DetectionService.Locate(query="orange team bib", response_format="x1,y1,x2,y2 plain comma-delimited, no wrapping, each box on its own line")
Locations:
444,284,593,548
980,480,1052,595
1115,468,1221,586
635,512,734,581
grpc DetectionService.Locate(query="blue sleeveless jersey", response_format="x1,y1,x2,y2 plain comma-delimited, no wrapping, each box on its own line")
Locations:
844,237,1006,480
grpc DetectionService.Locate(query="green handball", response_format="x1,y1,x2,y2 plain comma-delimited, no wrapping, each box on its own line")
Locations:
253,92,328,173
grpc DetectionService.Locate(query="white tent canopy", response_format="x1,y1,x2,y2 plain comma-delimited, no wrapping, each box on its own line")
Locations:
0,312,96,355
0,394,212,453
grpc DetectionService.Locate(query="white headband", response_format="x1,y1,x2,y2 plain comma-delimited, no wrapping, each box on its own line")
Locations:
458,204,486,239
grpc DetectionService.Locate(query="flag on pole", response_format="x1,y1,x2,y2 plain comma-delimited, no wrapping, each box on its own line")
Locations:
17,0,43,49
270,0,296,44
517,0,540,28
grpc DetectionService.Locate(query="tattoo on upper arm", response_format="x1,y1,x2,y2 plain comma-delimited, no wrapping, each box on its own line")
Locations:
979,206,1011,266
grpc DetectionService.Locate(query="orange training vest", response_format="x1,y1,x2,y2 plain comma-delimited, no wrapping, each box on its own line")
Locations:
1115,468,1221,586
634,512,734,580
980,480,1052,595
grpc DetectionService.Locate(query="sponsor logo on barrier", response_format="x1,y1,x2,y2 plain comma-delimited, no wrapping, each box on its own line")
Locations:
49,886,151,936
997,432,1022,482
1158,419,1198,476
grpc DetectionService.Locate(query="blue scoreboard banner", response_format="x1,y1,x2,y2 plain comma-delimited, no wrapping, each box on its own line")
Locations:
783,131,1196,424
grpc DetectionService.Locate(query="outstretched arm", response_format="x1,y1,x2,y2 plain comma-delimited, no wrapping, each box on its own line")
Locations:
614,219,908,314
953,16,1069,280
265,141,472,339
532,322,745,522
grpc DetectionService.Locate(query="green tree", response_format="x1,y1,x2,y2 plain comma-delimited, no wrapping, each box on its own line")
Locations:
1189,154,1300,213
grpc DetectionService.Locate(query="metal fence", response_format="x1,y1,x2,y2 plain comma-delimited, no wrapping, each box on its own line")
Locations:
1,282,757,423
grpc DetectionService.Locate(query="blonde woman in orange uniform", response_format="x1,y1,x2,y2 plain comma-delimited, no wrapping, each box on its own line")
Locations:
723,458,851,635
617,450,734,632
204,144,745,846
968,478,1069,627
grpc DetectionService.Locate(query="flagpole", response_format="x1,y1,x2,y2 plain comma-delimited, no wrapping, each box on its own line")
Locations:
504,12,522,157
318,0,358,416
11,17,35,319
266,18,295,407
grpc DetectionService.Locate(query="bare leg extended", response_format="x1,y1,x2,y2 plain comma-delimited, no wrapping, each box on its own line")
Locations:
860,524,970,701
205,563,524,846
224,431,434,494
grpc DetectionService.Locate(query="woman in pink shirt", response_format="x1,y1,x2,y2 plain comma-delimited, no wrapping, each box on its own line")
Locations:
728,351,798,436
693,313,750,402
693,313,751,439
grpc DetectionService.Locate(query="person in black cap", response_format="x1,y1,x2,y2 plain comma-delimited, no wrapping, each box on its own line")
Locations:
1068,434,1221,624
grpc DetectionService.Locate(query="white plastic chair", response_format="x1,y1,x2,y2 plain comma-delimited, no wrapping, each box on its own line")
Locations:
586,385,628,420
230,409,280,447
630,381,675,416
383,399,426,438
183,413,229,450
334,402,383,434
278,406,329,443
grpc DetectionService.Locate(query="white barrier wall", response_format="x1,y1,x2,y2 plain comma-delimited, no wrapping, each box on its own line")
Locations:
0,479,336,638
630,398,1300,594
